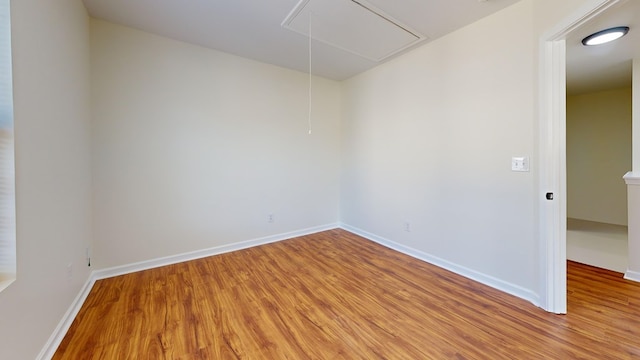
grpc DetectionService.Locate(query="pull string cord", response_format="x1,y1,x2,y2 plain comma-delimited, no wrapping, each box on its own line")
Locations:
307,11,313,135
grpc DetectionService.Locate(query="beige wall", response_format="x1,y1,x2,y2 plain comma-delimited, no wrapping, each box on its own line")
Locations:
635,59,640,172
567,87,632,226
0,0,92,358
341,0,538,294
91,20,341,269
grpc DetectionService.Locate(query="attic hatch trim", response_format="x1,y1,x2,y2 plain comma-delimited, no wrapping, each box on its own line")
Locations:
350,0,420,39
281,0,427,62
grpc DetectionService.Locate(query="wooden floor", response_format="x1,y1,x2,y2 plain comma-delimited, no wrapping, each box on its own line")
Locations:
54,229,640,359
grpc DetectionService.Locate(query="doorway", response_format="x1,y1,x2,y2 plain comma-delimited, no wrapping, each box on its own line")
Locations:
565,86,631,273
538,0,629,314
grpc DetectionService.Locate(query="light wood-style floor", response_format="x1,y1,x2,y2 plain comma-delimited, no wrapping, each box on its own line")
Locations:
54,229,640,359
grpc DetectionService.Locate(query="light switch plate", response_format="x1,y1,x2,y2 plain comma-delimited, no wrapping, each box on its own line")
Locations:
511,157,529,172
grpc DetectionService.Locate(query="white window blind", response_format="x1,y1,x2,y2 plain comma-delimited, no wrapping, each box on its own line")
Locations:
0,0,15,291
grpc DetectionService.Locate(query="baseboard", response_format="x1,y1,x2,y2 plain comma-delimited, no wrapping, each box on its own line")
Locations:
37,223,339,359
94,223,340,281
339,223,540,307
36,275,97,360
624,270,640,282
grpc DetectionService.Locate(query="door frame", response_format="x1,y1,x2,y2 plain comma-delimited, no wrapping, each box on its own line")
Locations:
538,0,624,313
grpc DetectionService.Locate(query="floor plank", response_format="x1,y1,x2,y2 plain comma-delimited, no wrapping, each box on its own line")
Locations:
54,229,640,359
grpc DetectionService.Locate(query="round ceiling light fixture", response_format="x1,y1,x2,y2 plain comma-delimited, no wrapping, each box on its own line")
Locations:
582,26,629,46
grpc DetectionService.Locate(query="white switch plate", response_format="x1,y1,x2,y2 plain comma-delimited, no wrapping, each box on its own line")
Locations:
511,157,529,172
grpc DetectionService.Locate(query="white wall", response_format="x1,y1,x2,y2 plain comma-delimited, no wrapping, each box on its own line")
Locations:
567,87,632,225
341,1,537,293
91,20,341,269
0,0,92,358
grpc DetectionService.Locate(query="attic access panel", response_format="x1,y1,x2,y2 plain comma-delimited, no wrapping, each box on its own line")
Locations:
282,0,425,62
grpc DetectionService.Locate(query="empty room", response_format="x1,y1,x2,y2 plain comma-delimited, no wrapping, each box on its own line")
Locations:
1,0,639,359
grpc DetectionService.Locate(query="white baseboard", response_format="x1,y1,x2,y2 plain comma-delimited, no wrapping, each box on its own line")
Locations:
339,223,540,307
37,223,339,360
94,223,339,281
37,275,97,360
624,270,640,282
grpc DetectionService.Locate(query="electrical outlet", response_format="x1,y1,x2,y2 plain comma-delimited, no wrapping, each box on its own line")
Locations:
268,214,275,223
403,221,411,232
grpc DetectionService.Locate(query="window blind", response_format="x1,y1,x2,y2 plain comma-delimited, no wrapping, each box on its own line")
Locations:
0,0,15,288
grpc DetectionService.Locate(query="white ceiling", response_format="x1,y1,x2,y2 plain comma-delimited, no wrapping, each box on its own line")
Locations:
82,0,520,80
566,0,640,95
82,0,638,91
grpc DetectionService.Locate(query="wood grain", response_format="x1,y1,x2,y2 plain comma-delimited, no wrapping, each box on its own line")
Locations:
54,229,640,359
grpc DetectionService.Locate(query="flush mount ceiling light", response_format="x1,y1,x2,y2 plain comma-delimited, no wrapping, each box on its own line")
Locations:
581,26,629,46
